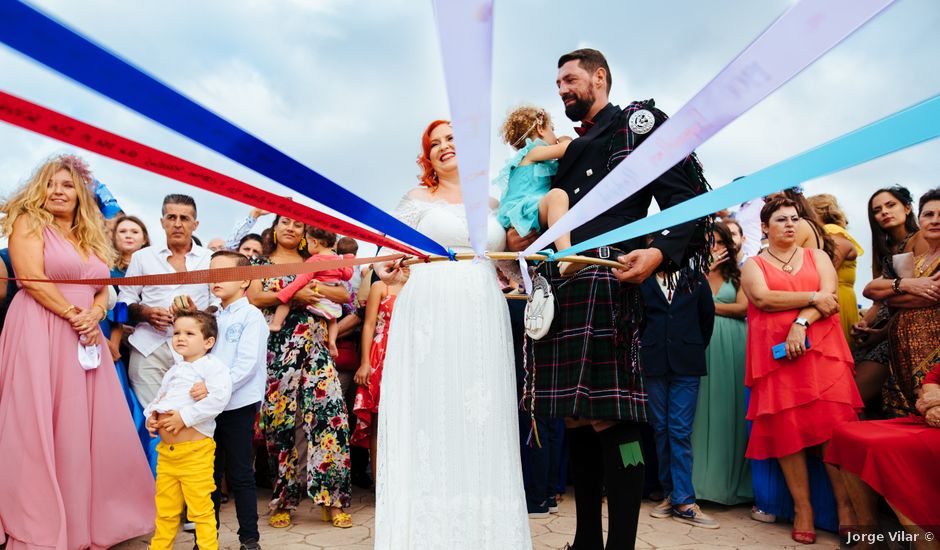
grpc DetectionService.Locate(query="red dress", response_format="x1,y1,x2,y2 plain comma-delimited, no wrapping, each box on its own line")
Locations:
351,293,396,447
745,251,862,459
825,364,940,527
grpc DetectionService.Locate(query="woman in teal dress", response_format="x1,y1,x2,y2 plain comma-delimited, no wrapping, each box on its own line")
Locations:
691,222,752,504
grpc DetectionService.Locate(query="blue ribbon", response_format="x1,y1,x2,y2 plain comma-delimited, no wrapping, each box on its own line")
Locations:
537,249,556,264
446,247,458,262
555,93,940,258
0,1,447,256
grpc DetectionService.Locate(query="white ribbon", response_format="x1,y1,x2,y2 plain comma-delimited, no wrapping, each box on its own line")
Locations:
521,0,894,265
431,0,494,257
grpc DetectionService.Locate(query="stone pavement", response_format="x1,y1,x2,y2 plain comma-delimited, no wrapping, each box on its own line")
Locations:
112,488,842,549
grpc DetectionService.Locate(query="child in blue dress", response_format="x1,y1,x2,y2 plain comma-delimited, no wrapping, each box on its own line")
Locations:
496,106,576,274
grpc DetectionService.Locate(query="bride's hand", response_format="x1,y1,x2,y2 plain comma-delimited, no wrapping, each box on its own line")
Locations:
376,259,410,285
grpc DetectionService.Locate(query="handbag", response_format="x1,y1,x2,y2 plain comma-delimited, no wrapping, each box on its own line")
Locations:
333,338,360,372
524,272,555,340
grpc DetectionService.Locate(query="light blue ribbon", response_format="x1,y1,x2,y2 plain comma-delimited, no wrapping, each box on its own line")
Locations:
556,93,940,258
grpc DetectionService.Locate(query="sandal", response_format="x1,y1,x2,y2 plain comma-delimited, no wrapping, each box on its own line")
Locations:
791,529,817,545
331,512,353,528
269,510,291,528
321,506,352,528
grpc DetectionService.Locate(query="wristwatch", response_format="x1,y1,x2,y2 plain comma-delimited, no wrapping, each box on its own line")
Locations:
794,317,809,328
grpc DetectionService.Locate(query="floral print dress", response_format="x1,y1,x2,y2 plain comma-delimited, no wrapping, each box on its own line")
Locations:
255,257,351,511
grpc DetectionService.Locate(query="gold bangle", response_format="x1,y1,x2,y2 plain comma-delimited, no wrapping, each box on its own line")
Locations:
61,304,78,318
93,303,108,321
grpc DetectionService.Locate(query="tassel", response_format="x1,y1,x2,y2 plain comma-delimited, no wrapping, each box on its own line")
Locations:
527,413,542,449
522,335,541,448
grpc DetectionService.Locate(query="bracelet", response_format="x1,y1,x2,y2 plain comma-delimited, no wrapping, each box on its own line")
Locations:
61,304,78,318
892,278,906,295
808,291,816,306
93,303,108,321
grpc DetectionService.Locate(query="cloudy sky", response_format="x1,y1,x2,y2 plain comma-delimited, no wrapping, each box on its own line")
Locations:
1,0,939,301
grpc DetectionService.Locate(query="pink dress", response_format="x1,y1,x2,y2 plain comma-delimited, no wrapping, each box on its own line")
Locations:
0,227,155,550
351,293,396,447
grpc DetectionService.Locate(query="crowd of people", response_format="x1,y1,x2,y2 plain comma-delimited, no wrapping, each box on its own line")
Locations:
0,47,938,550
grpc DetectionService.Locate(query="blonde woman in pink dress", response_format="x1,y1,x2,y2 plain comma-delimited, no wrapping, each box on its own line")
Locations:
0,155,155,550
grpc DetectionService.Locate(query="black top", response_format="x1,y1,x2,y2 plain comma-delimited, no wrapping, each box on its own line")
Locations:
551,101,706,268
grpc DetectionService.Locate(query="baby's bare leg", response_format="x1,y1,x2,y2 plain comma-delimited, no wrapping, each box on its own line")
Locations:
538,188,573,252
539,189,577,275
269,303,290,331
327,319,339,358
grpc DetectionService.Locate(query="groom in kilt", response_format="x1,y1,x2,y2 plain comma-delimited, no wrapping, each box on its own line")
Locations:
508,48,711,550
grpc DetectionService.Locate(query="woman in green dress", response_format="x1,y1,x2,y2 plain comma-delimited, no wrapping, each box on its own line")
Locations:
691,221,752,504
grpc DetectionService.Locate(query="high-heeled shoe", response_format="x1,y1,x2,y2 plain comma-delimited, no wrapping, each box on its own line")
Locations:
791,529,817,545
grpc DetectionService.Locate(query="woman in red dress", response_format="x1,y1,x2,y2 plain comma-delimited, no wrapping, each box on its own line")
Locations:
741,197,863,544
825,360,940,548
825,191,940,548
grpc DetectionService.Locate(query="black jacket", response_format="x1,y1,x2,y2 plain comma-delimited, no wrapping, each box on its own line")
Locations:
552,101,705,267
638,271,715,377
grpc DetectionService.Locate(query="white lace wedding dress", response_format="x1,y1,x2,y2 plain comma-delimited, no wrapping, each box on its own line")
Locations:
373,196,532,549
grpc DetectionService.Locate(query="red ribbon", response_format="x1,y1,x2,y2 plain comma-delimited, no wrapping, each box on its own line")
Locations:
1,253,404,286
0,90,426,258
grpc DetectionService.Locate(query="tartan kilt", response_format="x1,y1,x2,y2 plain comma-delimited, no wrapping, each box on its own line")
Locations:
527,261,647,421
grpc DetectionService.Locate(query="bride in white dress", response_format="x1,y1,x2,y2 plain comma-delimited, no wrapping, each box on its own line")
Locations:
373,121,532,549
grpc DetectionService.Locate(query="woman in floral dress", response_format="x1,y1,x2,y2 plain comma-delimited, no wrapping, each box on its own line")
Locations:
247,215,353,529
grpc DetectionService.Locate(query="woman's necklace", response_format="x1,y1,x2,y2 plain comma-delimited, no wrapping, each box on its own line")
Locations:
914,248,940,278
765,247,799,273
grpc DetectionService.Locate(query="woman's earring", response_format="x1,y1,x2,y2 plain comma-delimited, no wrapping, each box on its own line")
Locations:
298,236,308,252
272,230,278,246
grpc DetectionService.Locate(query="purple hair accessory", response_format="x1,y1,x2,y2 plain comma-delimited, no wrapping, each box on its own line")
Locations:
57,154,93,186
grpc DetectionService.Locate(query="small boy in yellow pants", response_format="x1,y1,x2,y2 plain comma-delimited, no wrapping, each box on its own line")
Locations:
144,310,232,549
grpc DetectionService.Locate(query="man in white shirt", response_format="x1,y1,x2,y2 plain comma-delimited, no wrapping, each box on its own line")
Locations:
118,194,220,405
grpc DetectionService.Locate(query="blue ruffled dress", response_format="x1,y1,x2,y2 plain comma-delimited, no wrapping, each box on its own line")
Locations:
495,138,558,237
747,388,838,532
100,267,158,476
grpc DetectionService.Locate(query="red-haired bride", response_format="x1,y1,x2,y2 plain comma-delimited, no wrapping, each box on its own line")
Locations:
373,121,531,549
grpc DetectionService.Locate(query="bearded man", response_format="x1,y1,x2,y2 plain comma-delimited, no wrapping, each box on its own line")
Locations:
508,48,712,550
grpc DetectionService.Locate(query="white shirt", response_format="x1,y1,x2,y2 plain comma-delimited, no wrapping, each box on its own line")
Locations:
117,241,219,357
735,199,765,263
656,274,673,304
212,297,269,411
143,354,232,438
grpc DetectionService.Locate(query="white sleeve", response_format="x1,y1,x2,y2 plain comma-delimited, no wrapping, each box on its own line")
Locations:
178,358,232,428
393,195,424,229
227,312,269,392
224,215,258,250
117,252,143,305
142,365,177,417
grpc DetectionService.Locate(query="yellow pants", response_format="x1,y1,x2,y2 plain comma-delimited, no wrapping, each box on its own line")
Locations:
150,438,218,550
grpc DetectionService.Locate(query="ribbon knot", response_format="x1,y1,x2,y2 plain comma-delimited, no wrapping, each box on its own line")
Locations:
446,248,458,262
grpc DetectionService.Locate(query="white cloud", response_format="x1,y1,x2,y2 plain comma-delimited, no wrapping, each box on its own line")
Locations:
0,0,937,300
